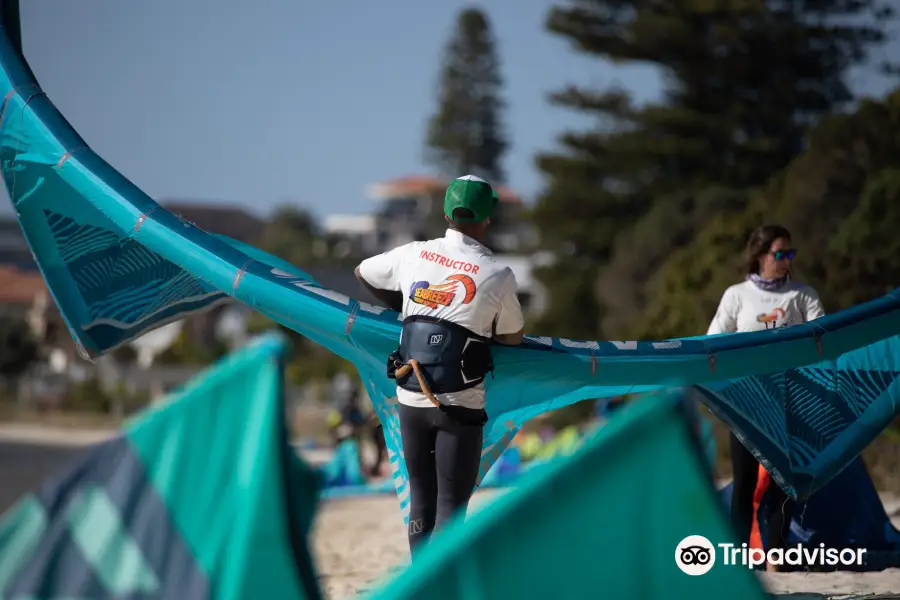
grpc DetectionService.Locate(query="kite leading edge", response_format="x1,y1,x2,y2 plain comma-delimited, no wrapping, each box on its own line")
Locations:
0,0,899,527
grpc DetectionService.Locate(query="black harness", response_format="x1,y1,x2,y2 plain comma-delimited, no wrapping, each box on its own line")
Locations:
386,315,494,424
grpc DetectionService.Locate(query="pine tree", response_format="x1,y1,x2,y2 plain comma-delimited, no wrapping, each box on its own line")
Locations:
531,0,896,340
633,88,900,338
425,7,508,183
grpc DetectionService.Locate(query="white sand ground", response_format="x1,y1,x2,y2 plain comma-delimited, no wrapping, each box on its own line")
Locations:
2,425,899,599
312,491,900,600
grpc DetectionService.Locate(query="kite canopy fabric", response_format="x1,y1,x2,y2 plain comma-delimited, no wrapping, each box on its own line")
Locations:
693,335,900,498
2,2,900,525
368,390,768,600
721,457,900,572
0,333,323,600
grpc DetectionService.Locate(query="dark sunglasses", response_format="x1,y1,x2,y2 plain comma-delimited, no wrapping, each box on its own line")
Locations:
771,249,797,261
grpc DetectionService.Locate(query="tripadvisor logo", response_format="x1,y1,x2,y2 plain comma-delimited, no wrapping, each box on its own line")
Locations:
719,543,867,569
676,535,868,574
675,535,716,576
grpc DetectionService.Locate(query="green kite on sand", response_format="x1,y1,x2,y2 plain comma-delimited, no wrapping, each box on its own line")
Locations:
0,334,766,599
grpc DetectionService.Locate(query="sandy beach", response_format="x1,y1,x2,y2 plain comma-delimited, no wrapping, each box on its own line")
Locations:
2,425,899,599
311,491,900,600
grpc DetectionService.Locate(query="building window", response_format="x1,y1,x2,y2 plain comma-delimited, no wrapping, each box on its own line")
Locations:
379,197,419,220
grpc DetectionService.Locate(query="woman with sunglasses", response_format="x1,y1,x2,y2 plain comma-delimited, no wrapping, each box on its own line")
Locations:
707,224,825,571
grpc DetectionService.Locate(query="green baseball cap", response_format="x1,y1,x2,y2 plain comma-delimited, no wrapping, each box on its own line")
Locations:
443,175,498,223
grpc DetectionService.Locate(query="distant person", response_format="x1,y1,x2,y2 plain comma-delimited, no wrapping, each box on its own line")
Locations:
368,416,387,478
707,224,825,571
326,380,365,448
354,175,525,556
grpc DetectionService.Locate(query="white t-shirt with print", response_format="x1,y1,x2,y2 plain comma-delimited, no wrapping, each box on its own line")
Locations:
707,279,826,335
357,228,525,409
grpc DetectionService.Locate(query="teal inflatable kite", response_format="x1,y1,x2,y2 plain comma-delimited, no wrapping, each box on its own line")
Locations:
1,0,899,524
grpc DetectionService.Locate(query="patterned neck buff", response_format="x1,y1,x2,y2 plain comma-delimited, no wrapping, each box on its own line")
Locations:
747,272,788,292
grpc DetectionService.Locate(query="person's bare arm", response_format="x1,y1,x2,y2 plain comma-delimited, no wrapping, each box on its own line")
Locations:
355,266,404,312
493,328,524,345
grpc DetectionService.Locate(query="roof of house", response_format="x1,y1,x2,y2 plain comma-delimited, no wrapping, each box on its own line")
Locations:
0,265,47,304
366,175,522,204
160,200,267,243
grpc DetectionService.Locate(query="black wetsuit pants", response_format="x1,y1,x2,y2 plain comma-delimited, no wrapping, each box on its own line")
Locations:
398,403,484,554
730,433,793,553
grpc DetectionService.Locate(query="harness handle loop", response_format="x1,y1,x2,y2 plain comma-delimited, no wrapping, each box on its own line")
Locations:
395,359,442,409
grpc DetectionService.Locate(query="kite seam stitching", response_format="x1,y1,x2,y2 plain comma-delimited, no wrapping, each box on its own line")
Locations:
55,146,88,168
132,207,159,234
345,302,360,336
0,89,15,129
233,259,253,292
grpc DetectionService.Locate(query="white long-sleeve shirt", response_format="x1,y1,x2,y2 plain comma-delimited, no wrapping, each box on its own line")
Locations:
707,279,826,335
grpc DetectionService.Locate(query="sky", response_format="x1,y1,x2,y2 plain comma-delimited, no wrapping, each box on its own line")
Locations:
8,0,899,221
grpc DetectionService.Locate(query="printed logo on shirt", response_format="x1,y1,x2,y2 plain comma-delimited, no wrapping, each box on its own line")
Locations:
756,308,793,329
418,250,480,274
409,274,477,309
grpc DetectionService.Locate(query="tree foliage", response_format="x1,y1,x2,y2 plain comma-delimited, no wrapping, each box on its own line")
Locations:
531,0,897,340
634,89,900,338
154,327,229,366
246,312,359,388
258,205,362,270
0,315,38,379
244,207,366,386
62,378,150,416
425,7,508,183
827,167,900,309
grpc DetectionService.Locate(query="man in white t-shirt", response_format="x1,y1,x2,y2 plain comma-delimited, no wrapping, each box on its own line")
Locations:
354,174,525,554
